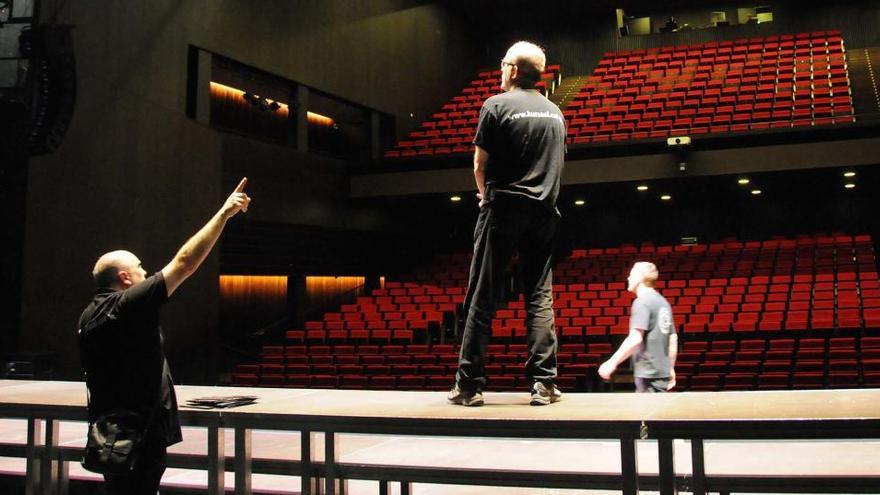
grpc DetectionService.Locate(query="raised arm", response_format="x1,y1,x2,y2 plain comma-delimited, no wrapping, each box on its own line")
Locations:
161,178,251,296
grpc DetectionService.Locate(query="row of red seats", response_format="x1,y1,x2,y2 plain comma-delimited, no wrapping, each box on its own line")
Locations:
382,32,852,159
599,32,841,60
569,235,871,255
566,31,853,144
384,65,561,159
232,333,880,392
230,233,877,391
678,335,880,391
587,61,848,91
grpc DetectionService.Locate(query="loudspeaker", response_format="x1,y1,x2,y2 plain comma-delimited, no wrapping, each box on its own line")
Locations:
19,25,76,155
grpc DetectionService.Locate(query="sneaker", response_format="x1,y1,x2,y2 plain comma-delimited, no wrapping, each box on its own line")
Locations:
447,383,484,407
530,381,563,406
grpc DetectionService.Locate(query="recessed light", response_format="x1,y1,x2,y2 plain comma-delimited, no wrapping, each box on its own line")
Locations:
843,171,856,177
844,183,856,189
450,195,462,202
738,178,750,185
574,199,586,206
660,195,671,201
637,185,649,191
751,189,762,195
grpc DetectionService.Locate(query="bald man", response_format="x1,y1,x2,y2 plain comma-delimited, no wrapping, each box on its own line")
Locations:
599,262,678,393
449,41,566,407
77,179,250,494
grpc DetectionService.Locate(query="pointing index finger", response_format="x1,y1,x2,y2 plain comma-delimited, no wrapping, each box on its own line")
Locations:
234,177,248,193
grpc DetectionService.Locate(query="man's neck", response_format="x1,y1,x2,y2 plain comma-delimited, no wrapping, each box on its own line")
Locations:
636,285,656,298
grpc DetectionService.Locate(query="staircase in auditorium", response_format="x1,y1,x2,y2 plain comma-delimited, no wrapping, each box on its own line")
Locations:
231,233,880,392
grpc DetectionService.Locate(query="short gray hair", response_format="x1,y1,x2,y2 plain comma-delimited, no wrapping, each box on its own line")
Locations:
507,41,546,89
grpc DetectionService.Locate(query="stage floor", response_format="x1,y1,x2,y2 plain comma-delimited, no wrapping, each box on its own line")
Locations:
1,381,879,494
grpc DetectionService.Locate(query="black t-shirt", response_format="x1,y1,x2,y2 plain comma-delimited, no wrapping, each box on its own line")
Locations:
473,88,566,208
77,272,182,445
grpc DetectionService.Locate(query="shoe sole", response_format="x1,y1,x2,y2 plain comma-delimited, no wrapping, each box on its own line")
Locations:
449,394,484,407
530,394,562,406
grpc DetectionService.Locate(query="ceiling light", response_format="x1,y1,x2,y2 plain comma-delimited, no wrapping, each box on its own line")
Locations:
450,195,462,202
843,171,856,177
637,185,649,191
737,178,750,185
660,195,671,201
844,183,856,189
574,199,586,206
751,189,762,195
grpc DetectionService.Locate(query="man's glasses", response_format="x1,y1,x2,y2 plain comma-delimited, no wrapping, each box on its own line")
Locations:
500,59,516,69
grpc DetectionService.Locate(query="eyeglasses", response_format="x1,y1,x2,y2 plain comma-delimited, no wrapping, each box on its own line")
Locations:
500,59,516,69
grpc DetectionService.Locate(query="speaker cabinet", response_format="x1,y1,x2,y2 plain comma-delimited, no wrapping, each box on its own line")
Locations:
19,25,76,155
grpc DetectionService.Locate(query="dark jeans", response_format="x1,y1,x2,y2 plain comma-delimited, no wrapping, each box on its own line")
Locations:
103,433,167,495
635,377,670,393
456,194,559,392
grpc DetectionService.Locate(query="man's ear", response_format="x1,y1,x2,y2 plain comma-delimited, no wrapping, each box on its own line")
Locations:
117,270,132,288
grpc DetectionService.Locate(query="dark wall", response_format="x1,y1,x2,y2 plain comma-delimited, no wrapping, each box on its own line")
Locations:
367,166,880,261
19,0,480,382
555,169,880,251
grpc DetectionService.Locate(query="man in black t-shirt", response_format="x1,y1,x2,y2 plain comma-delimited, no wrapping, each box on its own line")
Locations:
78,178,251,494
449,41,566,407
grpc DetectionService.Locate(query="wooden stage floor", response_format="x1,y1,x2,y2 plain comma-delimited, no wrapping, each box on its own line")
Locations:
1,381,879,494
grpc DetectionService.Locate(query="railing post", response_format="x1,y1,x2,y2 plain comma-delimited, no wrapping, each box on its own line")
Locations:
301,430,319,495
207,422,225,495
691,438,706,495
25,417,42,495
40,418,59,495
658,438,676,495
620,437,639,495
324,431,339,495
234,426,252,495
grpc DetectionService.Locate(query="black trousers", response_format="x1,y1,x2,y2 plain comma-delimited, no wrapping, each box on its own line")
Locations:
456,194,559,391
103,433,167,495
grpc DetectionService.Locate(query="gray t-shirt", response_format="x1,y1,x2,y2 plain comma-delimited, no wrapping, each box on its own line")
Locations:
630,290,676,378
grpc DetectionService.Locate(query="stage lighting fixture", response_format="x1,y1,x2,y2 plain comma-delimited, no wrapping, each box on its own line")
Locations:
660,195,671,201
844,183,856,189
637,185,648,191
242,92,260,106
843,171,856,177
450,195,462,202
737,178,750,185
667,136,691,173
751,189,762,195
0,1,10,23
574,199,586,206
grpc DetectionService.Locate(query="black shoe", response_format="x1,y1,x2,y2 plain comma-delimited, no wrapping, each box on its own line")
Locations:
448,383,484,407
